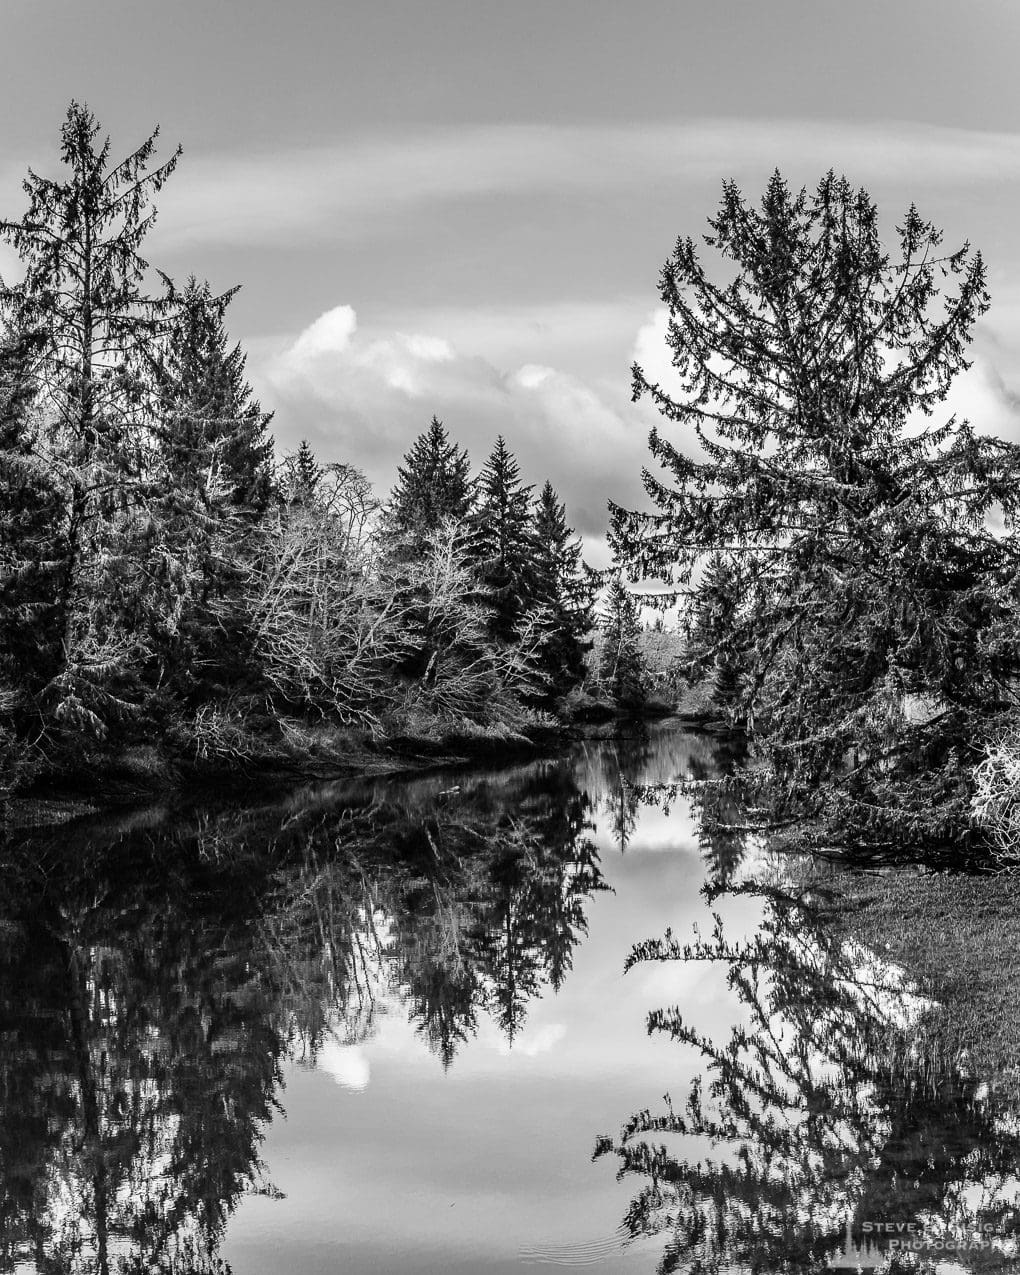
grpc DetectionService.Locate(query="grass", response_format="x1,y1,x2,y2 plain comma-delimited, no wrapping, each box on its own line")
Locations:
819,863,1020,1089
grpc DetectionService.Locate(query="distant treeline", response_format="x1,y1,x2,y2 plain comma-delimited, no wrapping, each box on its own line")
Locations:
0,104,669,797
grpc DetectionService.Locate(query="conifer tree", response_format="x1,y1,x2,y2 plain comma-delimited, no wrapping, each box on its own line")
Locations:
0,325,63,760
610,171,1020,852
598,577,647,709
531,481,592,694
149,278,273,700
470,436,536,644
384,416,472,551
156,278,273,513
288,440,322,506
0,101,181,740
686,553,745,717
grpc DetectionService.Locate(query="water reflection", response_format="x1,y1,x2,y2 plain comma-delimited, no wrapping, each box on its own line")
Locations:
8,724,1014,1274
0,758,612,1272
600,781,1020,1274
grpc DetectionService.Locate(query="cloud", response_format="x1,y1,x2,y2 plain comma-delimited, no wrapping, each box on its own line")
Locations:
316,1040,371,1092
940,335,1020,444
259,303,652,539
252,294,1020,567
149,118,1020,251
375,301,650,378
495,1022,567,1058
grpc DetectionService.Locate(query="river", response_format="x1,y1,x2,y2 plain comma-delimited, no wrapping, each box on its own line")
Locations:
1,722,1017,1273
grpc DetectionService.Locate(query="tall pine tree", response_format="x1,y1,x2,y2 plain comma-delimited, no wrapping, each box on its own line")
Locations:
610,171,1019,851
0,101,181,740
0,324,64,762
531,481,592,696
148,278,273,701
384,416,472,552
598,576,647,709
470,436,536,644
284,439,323,506
155,277,273,513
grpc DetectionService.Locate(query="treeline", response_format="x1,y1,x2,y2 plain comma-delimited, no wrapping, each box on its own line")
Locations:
0,103,665,797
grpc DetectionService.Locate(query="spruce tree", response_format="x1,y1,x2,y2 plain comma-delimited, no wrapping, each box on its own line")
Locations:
155,277,273,513
598,576,647,709
470,436,536,644
384,416,472,551
149,278,273,701
610,171,1020,853
686,553,745,718
0,325,63,758
288,439,322,506
531,481,592,695
0,101,181,740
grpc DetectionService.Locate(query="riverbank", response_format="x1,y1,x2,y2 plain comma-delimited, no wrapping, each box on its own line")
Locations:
807,859,1020,1094
3,701,694,829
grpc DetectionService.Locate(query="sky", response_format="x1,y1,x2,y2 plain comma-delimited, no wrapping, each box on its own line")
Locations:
1,0,1019,564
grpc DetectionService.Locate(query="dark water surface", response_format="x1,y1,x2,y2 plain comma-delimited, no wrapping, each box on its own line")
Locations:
2,723,1018,1273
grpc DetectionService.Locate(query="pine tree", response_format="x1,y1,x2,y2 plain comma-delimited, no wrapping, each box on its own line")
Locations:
0,101,181,740
470,436,536,644
288,440,322,506
686,553,745,717
0,324,64,765
149,278,273,701
531,481,592,696
598,577,647,709
610,171,1020,852
384,416,472,551
156,277,273,513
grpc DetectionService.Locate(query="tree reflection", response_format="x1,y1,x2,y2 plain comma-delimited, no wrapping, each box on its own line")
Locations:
0,756,606,1273
597,828,1020,1274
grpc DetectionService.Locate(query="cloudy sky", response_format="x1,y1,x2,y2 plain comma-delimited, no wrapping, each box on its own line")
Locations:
2,0,1019,562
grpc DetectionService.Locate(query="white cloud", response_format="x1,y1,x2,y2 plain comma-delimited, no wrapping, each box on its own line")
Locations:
252,296,1020,564
632,306,684,402
940,341,1020,443
495,1022,567,1058
288,304,358,361
375,301,649,379
260,303,651,538
147,118,1020,251
316,1040,371,1092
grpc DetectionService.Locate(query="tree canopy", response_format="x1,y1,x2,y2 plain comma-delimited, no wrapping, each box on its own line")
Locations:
611,171,1020,852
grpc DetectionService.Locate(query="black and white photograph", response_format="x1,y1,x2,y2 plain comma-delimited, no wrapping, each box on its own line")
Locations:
2,2,1019,1271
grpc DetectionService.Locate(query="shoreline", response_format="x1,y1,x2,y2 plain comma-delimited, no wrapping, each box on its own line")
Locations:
4,707,719,831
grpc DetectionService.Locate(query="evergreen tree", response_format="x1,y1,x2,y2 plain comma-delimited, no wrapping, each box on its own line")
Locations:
156,277,273,513
686,553,745,718
384,416,472,551
149,278,273,701
0,325,63,772
531,481,592,696
287,439,323,506
470,436,536,644
0,101,181,740
610,171,1020,853
598,577,648,709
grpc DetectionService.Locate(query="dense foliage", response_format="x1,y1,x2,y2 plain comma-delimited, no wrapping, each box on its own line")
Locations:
0,103,606,798
612,171,1020,855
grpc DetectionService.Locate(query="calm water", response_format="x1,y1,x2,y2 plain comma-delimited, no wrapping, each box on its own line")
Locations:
1,722,1018,1273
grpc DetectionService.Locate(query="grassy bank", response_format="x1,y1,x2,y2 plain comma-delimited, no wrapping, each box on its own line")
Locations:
814,862,1020,1091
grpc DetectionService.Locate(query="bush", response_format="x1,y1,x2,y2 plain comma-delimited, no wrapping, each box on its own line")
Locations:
971,728,1020,860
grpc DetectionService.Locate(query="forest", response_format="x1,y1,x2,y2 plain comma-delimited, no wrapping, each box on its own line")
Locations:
0,104,665,804
5,100,1020,863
